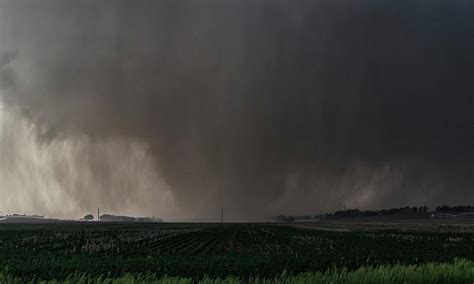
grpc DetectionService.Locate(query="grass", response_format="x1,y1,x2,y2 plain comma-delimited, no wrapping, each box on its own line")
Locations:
2,259,474,283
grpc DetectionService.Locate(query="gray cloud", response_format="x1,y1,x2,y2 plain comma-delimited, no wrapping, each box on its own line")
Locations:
0,50,16,90
0,0,472,219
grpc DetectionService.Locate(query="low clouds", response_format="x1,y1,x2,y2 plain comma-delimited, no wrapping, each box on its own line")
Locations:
0,107,177,219
0,0,472,219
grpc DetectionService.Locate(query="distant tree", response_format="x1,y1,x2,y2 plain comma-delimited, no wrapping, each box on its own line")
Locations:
437,205,452,212
84,214,94,221
274,215,295,222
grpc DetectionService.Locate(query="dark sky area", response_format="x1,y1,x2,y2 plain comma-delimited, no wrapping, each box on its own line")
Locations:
0,0,472,219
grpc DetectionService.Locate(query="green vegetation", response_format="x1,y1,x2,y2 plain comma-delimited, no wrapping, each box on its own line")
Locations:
1,223,474,281
2,259,474,283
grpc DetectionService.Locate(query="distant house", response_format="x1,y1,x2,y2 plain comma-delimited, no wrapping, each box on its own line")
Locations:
431,213,457,219
431,213,474,219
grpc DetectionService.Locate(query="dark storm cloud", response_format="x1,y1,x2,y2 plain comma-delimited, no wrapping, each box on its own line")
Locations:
0,0,472,218
0,50,17,67
0,50,16,89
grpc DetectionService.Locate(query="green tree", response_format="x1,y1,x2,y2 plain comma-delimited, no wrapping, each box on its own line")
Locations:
83,214,94,221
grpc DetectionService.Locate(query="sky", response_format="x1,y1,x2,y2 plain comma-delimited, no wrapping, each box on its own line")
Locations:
0,0,473,220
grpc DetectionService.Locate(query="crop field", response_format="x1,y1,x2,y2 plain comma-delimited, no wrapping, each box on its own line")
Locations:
1,222,474,281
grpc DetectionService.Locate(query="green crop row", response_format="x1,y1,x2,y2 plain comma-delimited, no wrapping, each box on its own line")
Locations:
2,259,474,283
1,223,474,281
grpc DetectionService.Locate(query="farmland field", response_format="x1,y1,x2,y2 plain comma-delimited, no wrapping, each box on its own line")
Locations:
1,221,474,281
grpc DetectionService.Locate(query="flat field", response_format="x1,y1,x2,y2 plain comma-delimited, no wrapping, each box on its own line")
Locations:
1,221,474,281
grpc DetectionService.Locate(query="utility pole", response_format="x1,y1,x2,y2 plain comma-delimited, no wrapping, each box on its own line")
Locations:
221,208,223,223
97,207,100,222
